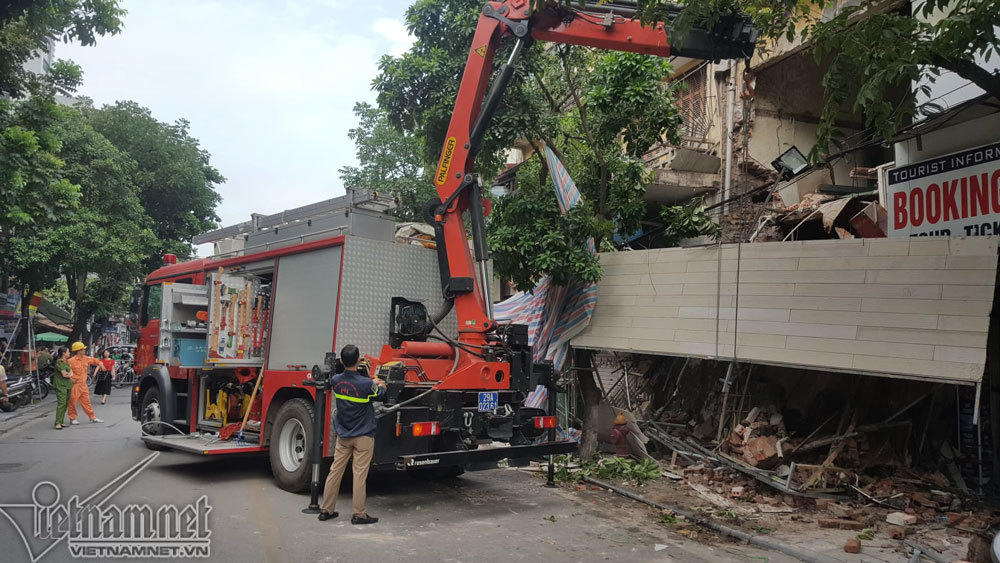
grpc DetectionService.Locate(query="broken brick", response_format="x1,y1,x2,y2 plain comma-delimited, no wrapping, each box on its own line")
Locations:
815,498,833,509
730,486,745,498
886,512,918,526
743,436,780,469
887,526,908,540
818,518,866,530
844,538,861,553
946,512,967,526
827,503,853,519
911,492,936,508
930,490,952,504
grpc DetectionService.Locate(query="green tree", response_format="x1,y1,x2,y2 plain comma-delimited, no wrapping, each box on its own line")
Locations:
631,0,1000,156
43,107,155,342
486,48,682,292
0,0,124,97
0,76,79,301
86,101,223,270
375,0,551,176
338,102,435,222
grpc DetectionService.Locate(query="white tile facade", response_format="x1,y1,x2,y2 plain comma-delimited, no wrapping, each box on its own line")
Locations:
572,237,998,383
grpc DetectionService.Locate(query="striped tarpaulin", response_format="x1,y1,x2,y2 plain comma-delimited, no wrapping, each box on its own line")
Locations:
493,145,598,372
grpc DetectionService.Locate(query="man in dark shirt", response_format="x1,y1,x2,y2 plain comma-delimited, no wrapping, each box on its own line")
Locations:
319,344,386,524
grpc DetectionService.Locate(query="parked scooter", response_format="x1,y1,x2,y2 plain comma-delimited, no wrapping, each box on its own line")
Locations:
1,376,34,412
0,373,50,412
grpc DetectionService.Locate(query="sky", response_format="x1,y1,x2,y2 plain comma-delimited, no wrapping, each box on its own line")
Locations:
59,0,415,252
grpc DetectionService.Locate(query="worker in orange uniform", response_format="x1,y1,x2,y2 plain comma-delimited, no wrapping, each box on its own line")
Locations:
67,341,106,425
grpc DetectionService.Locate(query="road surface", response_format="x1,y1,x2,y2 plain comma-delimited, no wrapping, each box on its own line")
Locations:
0,393,795,562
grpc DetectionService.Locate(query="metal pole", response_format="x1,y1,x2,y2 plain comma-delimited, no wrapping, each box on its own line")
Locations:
302,364,331,514
546,374,558,488
723,60,737,215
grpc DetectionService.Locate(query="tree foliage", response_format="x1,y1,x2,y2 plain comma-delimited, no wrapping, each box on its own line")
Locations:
659,200,721,247
375,0,684,291
375,0,551,176
338,102,435,222
87,101,223,270
0,77,79,296
0,0,124,97
631,0,1000,156
46,107,155,340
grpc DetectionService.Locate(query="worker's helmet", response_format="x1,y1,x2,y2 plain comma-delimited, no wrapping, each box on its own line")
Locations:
70,341,86,352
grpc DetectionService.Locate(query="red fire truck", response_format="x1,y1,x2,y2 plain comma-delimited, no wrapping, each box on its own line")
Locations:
130,0,755,492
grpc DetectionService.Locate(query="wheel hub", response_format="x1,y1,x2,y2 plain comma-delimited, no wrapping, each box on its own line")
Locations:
277,418,306,472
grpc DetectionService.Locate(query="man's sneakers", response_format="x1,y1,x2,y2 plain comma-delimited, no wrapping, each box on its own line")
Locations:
351,514,378,525
317,511,338,521
70,420,79,425
91,418,103,423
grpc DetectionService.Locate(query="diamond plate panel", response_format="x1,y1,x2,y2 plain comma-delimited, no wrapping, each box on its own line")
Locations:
336,236,457,356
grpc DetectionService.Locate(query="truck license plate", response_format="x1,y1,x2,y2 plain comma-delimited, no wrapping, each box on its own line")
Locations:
478,392,498,412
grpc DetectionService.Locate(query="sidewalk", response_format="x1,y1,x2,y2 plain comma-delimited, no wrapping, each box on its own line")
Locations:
0,393,55,435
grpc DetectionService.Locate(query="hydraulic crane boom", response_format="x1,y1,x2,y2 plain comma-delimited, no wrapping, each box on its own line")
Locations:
378,0,756,390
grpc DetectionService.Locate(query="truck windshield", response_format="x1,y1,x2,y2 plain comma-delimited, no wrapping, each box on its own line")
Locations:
141,284,162,327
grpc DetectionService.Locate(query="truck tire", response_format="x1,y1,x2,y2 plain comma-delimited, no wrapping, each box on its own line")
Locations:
269,398,314,493
140,387,168,451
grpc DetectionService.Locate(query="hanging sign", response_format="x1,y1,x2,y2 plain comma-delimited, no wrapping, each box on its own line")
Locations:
887,141,1000,236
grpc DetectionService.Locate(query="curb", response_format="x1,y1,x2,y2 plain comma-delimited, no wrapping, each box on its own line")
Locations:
583,476,841,563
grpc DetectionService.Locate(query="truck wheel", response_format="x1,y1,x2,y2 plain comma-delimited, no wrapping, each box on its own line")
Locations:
140,387,168,451
269,398,314,493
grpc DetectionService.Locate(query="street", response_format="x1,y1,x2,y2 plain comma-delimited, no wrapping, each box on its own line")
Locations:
0,394,795,563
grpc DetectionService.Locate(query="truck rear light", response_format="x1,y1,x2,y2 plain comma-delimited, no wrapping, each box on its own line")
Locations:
411,422,440,437
533,416,557,429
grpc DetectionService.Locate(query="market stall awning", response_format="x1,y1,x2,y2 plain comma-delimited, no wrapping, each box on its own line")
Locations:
35,332,68,342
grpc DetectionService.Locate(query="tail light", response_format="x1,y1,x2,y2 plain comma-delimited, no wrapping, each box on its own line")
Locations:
134,386,140,393
411,422,440,437
533,416,557,429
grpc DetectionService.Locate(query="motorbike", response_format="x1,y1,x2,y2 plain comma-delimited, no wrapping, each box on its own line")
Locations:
113,353,136,388
1,374,47,412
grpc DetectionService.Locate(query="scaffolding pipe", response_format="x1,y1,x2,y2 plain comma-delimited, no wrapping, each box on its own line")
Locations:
723,60,737,214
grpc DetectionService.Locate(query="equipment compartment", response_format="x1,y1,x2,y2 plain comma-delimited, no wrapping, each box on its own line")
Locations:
206,269,271,366
157,282,210,367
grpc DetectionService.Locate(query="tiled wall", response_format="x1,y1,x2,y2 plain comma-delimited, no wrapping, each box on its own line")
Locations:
572,237,998,383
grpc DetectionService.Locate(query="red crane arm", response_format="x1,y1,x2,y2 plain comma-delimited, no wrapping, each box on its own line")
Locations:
379,1,755,390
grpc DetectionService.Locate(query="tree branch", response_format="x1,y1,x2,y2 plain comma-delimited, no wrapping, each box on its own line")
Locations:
928,54,1000,101
533,74,561,113
526,137,549,185
559,48,610,220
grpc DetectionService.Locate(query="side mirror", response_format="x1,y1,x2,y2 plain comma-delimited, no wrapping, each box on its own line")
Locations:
129,287,142,316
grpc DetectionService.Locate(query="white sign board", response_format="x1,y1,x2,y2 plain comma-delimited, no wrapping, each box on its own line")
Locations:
887,141,1000,236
